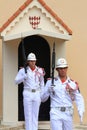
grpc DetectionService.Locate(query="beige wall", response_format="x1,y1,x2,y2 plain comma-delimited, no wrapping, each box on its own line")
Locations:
0,40,2,119
53,1,87,124
0,0,87,124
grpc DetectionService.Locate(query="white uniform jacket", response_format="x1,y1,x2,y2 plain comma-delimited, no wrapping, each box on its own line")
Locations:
41,76,85,117
15,66,45,93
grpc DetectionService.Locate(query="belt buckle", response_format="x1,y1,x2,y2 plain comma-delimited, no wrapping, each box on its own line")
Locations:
32,89,36,92
61,107,66,112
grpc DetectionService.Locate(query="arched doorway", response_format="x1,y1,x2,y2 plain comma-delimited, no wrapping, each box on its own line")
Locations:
18,35,50,121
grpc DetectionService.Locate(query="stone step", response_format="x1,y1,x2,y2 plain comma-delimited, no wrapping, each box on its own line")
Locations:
0,125,24,130
0,121,50,130
39,121,50,130
0,122,87,130
74,124,87,130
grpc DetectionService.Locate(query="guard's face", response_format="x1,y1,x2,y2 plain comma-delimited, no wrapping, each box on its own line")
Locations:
27,60,36,69
56,67,68,78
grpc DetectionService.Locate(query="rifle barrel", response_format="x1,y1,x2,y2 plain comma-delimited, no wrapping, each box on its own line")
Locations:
51,42,55,85
21,38,27,73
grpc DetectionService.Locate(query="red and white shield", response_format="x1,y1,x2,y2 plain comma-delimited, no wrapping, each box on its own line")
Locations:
29,16,40,29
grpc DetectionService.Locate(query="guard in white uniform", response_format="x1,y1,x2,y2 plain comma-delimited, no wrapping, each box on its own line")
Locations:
41,58,85,130
15,53,45,130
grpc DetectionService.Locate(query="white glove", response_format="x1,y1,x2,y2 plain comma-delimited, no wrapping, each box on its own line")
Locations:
48,86,55,95
79,111,84,123
24,73,28,80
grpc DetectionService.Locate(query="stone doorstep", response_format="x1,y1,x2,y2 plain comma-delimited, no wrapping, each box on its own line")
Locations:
38,121,50,129
0,121,50,130
0,122,87,130
74,124,87,129
0,122,25,130
0,125,24,130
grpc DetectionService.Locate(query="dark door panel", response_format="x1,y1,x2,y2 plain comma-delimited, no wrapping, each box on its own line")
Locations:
18,35,50,121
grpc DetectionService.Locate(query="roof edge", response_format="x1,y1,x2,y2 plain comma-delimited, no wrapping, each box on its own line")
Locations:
38,0,72,35
0,0,72,35
0,0,33,33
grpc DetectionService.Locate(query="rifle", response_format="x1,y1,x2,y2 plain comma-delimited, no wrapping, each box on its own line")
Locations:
51,42,56,86
21,37,27,73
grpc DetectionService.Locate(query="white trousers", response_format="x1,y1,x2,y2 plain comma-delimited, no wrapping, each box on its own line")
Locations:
23,90,41,130
50,119,73,130
50,108,73,130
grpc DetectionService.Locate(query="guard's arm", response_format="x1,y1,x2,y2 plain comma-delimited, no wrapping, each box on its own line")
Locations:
15,68,28,85
75,90,85,123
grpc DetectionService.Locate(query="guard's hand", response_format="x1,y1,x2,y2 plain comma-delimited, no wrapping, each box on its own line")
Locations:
48,86,53,92
80,115,83,124
79,111,84,123
24,73,28,80
48,86,55,95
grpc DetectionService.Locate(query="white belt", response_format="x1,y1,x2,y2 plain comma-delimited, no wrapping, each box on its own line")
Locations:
51,106,73,112
24,88,40,92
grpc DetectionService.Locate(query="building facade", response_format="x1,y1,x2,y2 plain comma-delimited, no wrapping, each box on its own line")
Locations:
0,0,87,125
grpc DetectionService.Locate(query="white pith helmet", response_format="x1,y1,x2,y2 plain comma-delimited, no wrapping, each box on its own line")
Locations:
56,58,68,68
27,53,36,61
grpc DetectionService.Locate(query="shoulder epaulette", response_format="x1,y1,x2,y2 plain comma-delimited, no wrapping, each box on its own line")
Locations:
70,79,74,82
70,79,78,84
70,78,80,90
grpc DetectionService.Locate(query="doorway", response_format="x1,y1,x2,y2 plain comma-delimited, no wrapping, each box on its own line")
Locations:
18,35,50,121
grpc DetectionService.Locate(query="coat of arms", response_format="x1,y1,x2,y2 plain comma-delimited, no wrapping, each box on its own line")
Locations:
29,16,40,29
